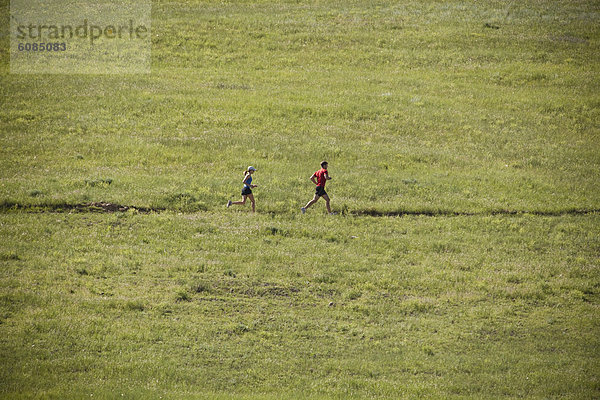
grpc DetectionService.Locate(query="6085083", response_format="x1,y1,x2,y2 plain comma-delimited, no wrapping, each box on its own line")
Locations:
17,42,66,51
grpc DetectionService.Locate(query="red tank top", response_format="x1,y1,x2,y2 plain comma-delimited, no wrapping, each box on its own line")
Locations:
315,168,327,187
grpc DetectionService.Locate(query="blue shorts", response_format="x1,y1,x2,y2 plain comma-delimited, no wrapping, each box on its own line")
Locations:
242,186,252,196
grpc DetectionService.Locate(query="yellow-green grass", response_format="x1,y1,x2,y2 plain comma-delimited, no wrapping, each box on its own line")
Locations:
1,0,598,215
1,212,599,398
1,0,599,398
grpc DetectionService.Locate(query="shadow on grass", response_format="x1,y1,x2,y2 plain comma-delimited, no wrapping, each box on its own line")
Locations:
0,200,598,217
0,201,163,214
350,208,600,217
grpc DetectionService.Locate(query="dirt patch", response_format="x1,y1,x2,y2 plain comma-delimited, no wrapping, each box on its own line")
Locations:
351,208,600,217
0,201,164,214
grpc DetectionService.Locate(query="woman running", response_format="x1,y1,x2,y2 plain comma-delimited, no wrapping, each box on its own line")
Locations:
227,166,257,213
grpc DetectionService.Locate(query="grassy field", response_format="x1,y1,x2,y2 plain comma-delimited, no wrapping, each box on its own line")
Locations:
1,211,599,398
1,0,599,398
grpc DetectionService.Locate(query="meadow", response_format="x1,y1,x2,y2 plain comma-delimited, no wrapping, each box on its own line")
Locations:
0,0,599,398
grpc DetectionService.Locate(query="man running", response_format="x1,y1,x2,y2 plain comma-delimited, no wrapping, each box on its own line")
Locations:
301,161,335,215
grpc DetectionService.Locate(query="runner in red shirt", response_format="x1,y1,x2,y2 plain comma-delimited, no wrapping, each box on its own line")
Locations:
301,161,335,214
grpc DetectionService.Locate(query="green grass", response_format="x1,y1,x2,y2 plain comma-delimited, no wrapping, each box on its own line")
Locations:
1,0,599,398
0,212,599,398
1,0,598,214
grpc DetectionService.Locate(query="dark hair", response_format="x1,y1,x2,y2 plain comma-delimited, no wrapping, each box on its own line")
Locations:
320,161,328,168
